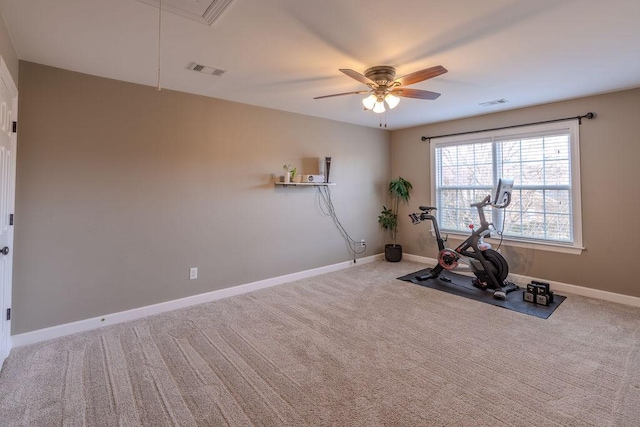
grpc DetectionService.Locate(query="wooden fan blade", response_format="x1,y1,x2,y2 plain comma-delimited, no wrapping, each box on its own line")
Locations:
339,69,375,86
395,65,447,87
314,91,370,99
391,88,441,100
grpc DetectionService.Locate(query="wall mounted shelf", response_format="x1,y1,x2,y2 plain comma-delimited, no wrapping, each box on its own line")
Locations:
274,182,335,187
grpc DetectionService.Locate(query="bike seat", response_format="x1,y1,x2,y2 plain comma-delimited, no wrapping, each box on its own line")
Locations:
419,206,437,212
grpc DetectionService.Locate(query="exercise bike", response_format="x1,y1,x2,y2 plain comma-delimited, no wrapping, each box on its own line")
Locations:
408,179,515,300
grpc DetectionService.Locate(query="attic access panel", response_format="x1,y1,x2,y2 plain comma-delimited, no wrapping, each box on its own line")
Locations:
136,0,234,25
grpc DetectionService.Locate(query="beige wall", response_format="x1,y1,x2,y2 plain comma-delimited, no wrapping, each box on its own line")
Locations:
14,58,640,335
0,9,18,84
14,62,390,334
392,88,640,297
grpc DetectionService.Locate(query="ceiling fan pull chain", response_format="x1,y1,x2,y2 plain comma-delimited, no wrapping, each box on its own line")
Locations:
379,113,387,128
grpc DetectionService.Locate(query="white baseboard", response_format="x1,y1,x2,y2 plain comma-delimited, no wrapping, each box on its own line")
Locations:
14,251,639,348
505,272,640,308
12,254,384,348
402,253,640,308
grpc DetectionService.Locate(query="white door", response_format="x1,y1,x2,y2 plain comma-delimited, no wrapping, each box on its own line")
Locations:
0,57,17,365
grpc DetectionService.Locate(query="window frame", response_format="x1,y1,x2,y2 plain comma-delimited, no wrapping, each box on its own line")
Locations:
429,120,584,254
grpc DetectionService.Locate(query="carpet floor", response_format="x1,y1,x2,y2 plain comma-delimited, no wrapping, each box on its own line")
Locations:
0,260,639,426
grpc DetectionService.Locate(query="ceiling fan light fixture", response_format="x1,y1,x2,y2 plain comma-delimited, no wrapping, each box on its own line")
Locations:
384,93,400,109
362,94,377,110
316,65,447,114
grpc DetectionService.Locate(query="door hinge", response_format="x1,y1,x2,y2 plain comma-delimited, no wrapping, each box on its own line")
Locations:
12,121,17,133
6,308,10,321
9,214,13,226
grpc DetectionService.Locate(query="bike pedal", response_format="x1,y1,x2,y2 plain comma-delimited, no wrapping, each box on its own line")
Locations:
472,278,487,289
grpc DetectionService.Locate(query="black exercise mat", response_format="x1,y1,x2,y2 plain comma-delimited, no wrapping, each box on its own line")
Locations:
398,268,565,319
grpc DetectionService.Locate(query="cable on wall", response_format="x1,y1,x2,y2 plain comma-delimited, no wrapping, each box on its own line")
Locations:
316,186,366,262
420,112,595,143
157,0,163,91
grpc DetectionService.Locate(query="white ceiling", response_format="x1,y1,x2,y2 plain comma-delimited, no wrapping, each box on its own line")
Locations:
1,0,639,130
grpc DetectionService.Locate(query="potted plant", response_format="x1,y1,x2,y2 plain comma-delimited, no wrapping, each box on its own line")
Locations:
378,177,413,262
283,164,297,183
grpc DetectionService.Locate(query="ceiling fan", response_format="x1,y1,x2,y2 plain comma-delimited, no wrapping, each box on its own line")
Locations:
314,65,447,113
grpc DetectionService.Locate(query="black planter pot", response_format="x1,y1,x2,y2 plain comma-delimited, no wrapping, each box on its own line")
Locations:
385,244,403,262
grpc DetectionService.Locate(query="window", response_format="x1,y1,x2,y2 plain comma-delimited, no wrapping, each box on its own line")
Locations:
431,121,583,253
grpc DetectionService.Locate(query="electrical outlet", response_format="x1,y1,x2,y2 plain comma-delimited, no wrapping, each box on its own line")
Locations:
189,267,198,280
360,239,366,248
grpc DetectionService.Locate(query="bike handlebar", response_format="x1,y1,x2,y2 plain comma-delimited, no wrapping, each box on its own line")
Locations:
470,193,512,209
470,195,491,208
491,192,512,209
411,188,511,225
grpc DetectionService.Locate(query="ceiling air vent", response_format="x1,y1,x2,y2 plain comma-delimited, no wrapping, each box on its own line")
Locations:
188,63,226,76
479,98,509,107
136,0,234,26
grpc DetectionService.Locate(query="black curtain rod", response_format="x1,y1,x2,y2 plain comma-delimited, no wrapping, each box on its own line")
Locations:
420,112,595,142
